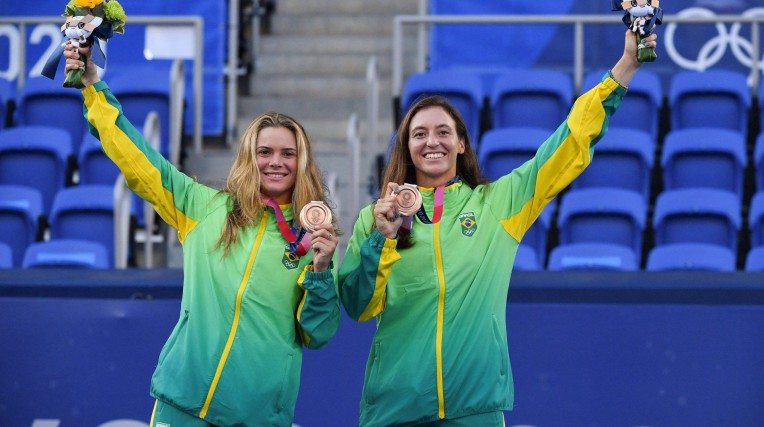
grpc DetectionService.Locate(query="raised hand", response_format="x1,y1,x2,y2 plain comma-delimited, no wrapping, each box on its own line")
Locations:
63,41,100,87
374,182,404,240
310,222,337,272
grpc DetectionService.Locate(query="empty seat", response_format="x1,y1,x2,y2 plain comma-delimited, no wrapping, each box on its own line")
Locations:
78,133,120,186
0,126,72,214
49,185,116,267
0,242,12,268
653,189,740,251
478,127,550,181
558,188,646,262
584,69,662,139
513,244,541,271
401,69,484,144
572,127,654,198
745,246,764,272
490,69,572,131
17,77,88,152
750,192,764,248
662,128,746,198
0,185,42,267
669,70,751,134
523,206,553,267
548,242,638,271
108,63,172,158
647,243,736,272
22,239,109,269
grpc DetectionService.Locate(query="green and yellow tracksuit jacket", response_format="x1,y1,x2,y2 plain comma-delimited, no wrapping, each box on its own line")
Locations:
82,81,340,426
339,75,625,426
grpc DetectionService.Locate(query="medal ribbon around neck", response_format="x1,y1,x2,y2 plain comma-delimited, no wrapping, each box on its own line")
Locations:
399,176,458,234
263,198,311,256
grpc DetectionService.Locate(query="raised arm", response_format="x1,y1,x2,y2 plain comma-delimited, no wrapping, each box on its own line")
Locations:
67,43,214,242
487,30,657,243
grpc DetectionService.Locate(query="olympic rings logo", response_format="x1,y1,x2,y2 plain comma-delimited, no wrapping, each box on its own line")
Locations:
664,7,764,72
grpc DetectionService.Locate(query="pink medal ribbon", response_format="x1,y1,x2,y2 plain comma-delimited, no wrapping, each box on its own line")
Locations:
399,184,445,234
263,198,311,256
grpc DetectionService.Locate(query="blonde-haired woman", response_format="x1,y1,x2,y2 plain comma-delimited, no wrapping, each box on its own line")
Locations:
65,44,340,426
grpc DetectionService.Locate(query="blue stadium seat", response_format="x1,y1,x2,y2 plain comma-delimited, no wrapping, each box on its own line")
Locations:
0,126,72,214
584,69,662,140
513,244,541,271
401,69,484,144
22,239,109,269
0,242,11,268
478,127,550,181
558,188,646,262
755,133,764,192
17,77,88,153
669,70,751,134
523,206,553,268
745,246,764,272
108,63,172,158
490,69,572,131
49,185,116,268
653,189,740,251
78,133,120,186
571,127,654,198
662,128,746,198
750,192,764,249
647,243,736,272
548,242,638,271
0,185,42,267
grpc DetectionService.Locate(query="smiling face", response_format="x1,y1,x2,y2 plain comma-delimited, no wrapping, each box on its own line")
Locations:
408,106,465,187
256,126,298,204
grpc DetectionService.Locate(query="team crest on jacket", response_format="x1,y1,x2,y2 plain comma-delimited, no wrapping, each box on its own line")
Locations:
282,245,301,270
458,212,477,236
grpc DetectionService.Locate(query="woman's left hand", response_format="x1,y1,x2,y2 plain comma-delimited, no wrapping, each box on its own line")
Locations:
310,223,337,272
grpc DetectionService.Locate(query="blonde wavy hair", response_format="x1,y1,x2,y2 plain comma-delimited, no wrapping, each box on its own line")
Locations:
217,112,332,255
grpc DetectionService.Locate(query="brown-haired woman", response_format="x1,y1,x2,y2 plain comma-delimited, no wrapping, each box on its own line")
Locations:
339,31,657,426
64,43,340,426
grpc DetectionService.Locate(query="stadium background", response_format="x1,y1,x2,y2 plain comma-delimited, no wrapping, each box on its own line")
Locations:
1,0,764,425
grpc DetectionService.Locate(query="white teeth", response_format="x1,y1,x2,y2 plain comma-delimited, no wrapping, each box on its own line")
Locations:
424,153,445,159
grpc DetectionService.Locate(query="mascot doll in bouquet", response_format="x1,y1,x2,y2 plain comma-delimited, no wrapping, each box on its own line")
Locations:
42,0,126,88
613,0,663,62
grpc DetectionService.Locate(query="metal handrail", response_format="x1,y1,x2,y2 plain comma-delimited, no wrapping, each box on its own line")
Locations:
346,113,361,217
169,59,185,167
0,15,205,153
113,175,131,269
141,112,161,268
392,14,764,96
365,56,380,154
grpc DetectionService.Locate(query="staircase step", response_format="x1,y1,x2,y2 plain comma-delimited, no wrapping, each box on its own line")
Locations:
271,15,396,36
250,75,392,98
276,0,419,15
261,35,401,54
257,53,393,77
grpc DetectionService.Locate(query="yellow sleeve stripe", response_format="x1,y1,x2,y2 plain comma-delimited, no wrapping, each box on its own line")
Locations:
83,85,198,242
358,237,400,321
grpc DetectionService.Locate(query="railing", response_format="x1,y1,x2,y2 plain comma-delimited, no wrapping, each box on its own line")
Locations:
0,15,205,153
346,113,361,218
365,56,380,163
392,14,764,96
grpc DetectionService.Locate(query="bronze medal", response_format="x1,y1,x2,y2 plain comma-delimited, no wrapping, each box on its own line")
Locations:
300,201,332,232
394,183,422,217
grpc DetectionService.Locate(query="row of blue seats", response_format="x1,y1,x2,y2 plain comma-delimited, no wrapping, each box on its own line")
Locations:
401,68,758,144
0,184,120,268
0,71,171,158
479,126,762,200
518,187,763,270
0,239,109,269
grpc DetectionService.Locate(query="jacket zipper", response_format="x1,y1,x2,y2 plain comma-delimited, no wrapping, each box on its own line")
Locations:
433,220,447,419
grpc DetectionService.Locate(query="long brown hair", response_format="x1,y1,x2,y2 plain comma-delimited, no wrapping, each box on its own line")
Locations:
381,96,488,248
217,112,334,255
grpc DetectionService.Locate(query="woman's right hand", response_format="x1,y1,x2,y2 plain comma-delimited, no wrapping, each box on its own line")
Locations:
374,182,403,240
63,41,100,87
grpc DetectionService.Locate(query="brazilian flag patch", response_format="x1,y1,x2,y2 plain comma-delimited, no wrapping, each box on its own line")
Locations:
282,245,301,270
458,212,477,236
